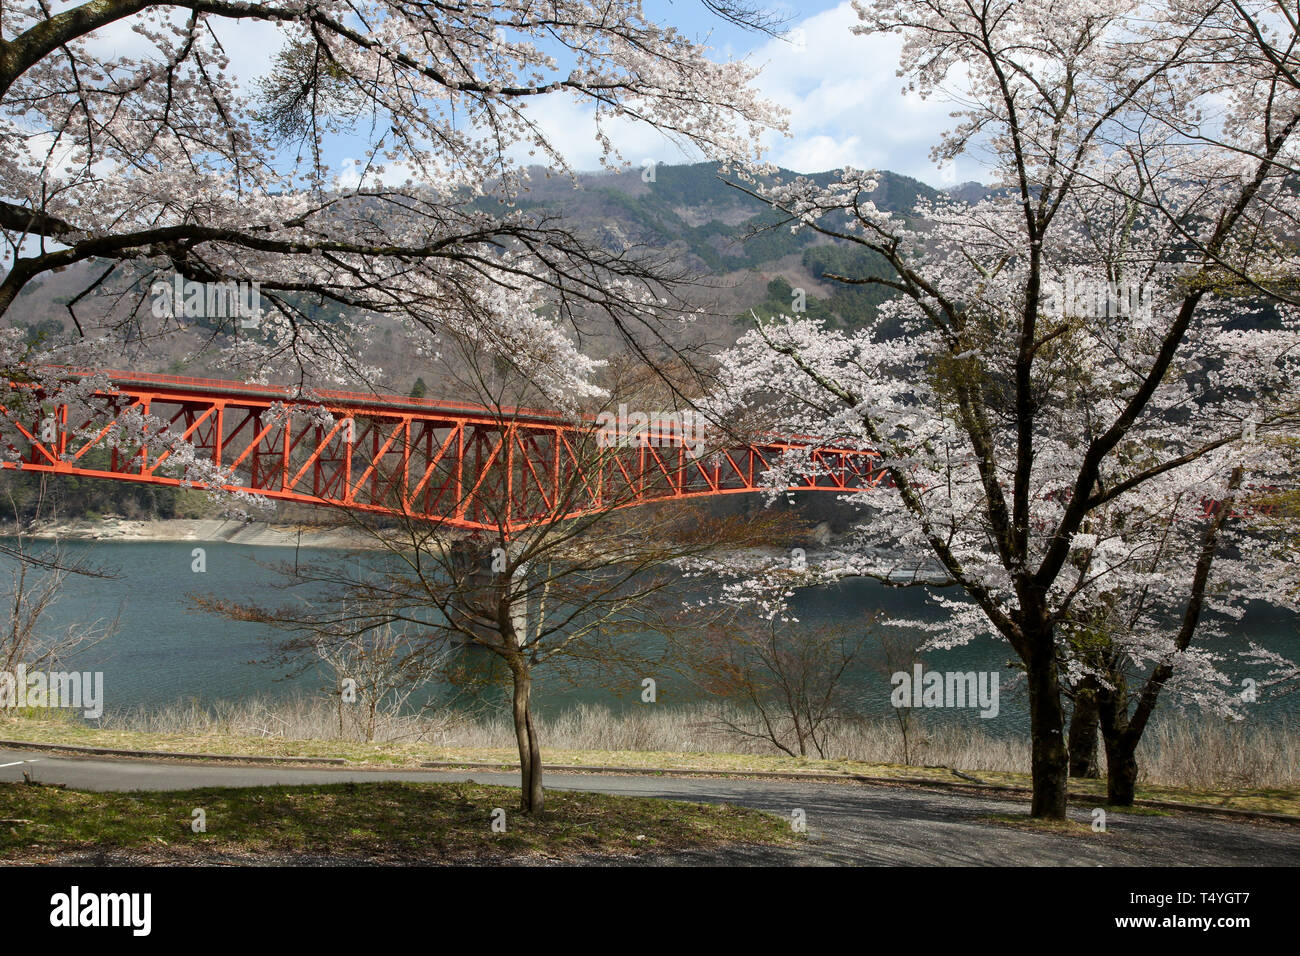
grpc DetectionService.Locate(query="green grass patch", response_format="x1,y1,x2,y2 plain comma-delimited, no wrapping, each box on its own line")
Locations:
0,778,798,864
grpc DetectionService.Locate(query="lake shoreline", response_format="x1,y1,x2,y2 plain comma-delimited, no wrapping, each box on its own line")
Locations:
0,515,845,559
0,516,382,550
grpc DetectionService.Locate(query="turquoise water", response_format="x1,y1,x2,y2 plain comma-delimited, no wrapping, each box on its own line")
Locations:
4,539,1297,733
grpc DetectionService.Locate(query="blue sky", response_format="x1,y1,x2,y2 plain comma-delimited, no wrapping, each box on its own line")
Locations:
499,0,969,184
638,0,967,183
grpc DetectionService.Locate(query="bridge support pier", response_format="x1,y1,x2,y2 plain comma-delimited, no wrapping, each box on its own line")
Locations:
446,538,530,649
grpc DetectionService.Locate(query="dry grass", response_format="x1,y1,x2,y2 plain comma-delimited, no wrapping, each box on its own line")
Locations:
76,697,1300,791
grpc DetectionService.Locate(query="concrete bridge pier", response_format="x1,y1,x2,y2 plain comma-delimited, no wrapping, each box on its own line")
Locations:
446,538,530,649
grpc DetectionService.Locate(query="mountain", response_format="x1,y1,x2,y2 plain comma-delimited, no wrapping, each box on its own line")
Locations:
494,161,941,348
506,161,939,275
5,162,943,385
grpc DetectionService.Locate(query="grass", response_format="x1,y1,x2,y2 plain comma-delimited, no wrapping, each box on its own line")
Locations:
979,813,1100,836
0,778,798,864
5,709,1299,818
87,696,1300,792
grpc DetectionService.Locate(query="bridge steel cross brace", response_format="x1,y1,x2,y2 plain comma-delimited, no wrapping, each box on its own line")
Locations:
1,368,889,533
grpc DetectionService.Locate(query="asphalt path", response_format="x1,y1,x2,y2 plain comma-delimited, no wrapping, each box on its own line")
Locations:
2,748,1297,865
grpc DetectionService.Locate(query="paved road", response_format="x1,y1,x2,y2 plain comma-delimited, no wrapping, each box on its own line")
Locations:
2,748,1297,865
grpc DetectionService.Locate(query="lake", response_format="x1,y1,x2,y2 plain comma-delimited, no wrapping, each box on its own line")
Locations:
3,539,1297,735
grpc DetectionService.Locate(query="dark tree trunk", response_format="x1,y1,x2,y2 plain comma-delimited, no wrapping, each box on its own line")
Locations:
1103,736,1139,806
1097,683,1138,806
1026,641,1070,819
1068,678,1102,778
510,663,544,815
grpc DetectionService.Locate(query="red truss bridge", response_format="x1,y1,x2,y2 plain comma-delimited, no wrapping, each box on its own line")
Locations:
0,369,886,533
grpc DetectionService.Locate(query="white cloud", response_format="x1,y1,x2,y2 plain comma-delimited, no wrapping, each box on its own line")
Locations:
333,155,459,191
504,92,700,173
209,20,289,94
777,133,865,173
501,1,973,185
749,2,966,183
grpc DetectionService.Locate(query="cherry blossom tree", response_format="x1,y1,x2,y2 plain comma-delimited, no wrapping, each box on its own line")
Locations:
0,0,785,504
715,0,1300,818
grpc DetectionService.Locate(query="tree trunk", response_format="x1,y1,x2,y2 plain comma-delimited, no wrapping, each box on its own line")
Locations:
1093,467,1240,809
1097,683,1138,806
1026,643,1070,819
524,683,543,814
509,662,544,815
1067,678,1101,778
1103,735,1139,806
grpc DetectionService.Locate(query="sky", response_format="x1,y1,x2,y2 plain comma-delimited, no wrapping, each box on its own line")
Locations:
612,0,968,185
88,0,972,188
485,0,973,185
